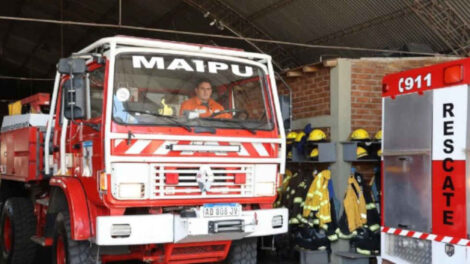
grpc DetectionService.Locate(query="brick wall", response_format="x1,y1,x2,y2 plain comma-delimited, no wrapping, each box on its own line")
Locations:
278,68,330,120
350,57,460,135
279,57,460,181
350,57,459,181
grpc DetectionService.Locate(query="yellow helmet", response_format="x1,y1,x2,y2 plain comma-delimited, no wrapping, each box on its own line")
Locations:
375,130,382,140
287,131,297,141
295,132,306,142
287,150,293,159
308,129,326,142
357,146,368,158
309,148,319,158
351,129,370,141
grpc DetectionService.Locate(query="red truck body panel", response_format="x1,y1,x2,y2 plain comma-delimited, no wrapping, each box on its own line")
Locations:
0,126,44,181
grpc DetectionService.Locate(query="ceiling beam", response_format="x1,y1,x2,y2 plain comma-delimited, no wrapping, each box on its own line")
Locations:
15,25,60,74
41,2,119,76
247,0,296,21
43,2,188,77
183,0,300,70
410,0,470,56
65,2,119,56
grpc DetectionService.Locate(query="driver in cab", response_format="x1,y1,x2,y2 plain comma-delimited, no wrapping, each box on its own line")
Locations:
179,80,231,119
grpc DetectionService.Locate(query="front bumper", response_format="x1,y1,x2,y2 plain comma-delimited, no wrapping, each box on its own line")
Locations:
95,208,288,245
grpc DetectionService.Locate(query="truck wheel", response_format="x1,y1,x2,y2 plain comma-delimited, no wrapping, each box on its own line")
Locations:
225,238,257,264
0,197,37,264
53,211,97,264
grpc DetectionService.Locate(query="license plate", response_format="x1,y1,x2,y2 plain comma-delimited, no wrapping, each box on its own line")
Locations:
202,203,242,218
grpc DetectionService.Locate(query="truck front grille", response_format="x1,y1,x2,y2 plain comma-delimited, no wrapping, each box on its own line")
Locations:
150,164,254,198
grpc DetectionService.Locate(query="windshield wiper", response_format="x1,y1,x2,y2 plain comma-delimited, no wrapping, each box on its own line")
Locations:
199,118,262,135
126,109,192,132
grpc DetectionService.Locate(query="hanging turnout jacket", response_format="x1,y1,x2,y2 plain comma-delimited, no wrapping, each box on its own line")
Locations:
338,174,367,237
303,170,332,227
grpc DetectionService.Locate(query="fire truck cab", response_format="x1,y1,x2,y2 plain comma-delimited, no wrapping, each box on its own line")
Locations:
0,36,287,264
380,58,470,264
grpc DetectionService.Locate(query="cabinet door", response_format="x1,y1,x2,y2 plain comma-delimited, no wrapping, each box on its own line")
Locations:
383,92,432,233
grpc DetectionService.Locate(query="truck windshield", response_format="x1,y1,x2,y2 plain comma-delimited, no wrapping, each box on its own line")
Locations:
112,53,274,131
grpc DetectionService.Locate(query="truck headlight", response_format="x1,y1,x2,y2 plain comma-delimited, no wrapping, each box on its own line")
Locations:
255,182,275,196
111,163,149,200
118,183,145,199
254,165,277,196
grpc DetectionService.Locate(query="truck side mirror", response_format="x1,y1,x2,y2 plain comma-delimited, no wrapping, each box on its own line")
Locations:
63,76,86,120
57,58,86,74
58,58,87,120
279,95,291,130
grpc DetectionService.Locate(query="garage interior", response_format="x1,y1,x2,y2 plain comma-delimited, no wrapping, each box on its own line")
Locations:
1,1,470,264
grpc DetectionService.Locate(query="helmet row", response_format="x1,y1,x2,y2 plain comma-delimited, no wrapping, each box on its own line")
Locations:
350,129,382,141
288,128,382,143
287,129,327,143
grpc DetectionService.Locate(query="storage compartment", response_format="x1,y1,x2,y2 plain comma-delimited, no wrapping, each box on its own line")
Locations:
0,126,44,181
383,92,433,233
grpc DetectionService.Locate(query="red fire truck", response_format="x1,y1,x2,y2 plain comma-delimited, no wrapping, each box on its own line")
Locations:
380,58,470,263
0,36,288,264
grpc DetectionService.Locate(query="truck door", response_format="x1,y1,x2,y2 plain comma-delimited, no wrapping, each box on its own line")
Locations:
383,91,433,233
72,64,105,178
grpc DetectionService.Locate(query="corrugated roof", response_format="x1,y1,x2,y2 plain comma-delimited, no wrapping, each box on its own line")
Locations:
0,0,468,78
219,0,468,65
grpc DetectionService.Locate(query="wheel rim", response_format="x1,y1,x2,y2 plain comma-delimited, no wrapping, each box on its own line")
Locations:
56,235,66,264
2,216,11,253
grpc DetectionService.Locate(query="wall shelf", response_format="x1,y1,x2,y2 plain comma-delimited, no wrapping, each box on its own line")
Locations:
341,141,381,162
287,142,336,163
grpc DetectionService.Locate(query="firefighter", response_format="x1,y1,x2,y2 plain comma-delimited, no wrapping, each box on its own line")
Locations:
179,80,231,118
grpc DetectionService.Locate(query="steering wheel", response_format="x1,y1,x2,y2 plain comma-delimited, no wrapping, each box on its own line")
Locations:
209,109,249,118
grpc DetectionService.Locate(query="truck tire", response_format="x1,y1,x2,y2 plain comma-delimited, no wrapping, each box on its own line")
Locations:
0,182,25,209
53,211,97,264
225,238,257,264
0,197,37,264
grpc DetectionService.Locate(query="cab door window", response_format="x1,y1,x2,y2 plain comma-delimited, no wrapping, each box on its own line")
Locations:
88,66,105,119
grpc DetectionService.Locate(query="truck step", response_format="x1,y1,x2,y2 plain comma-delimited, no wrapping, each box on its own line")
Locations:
31,236,53,246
